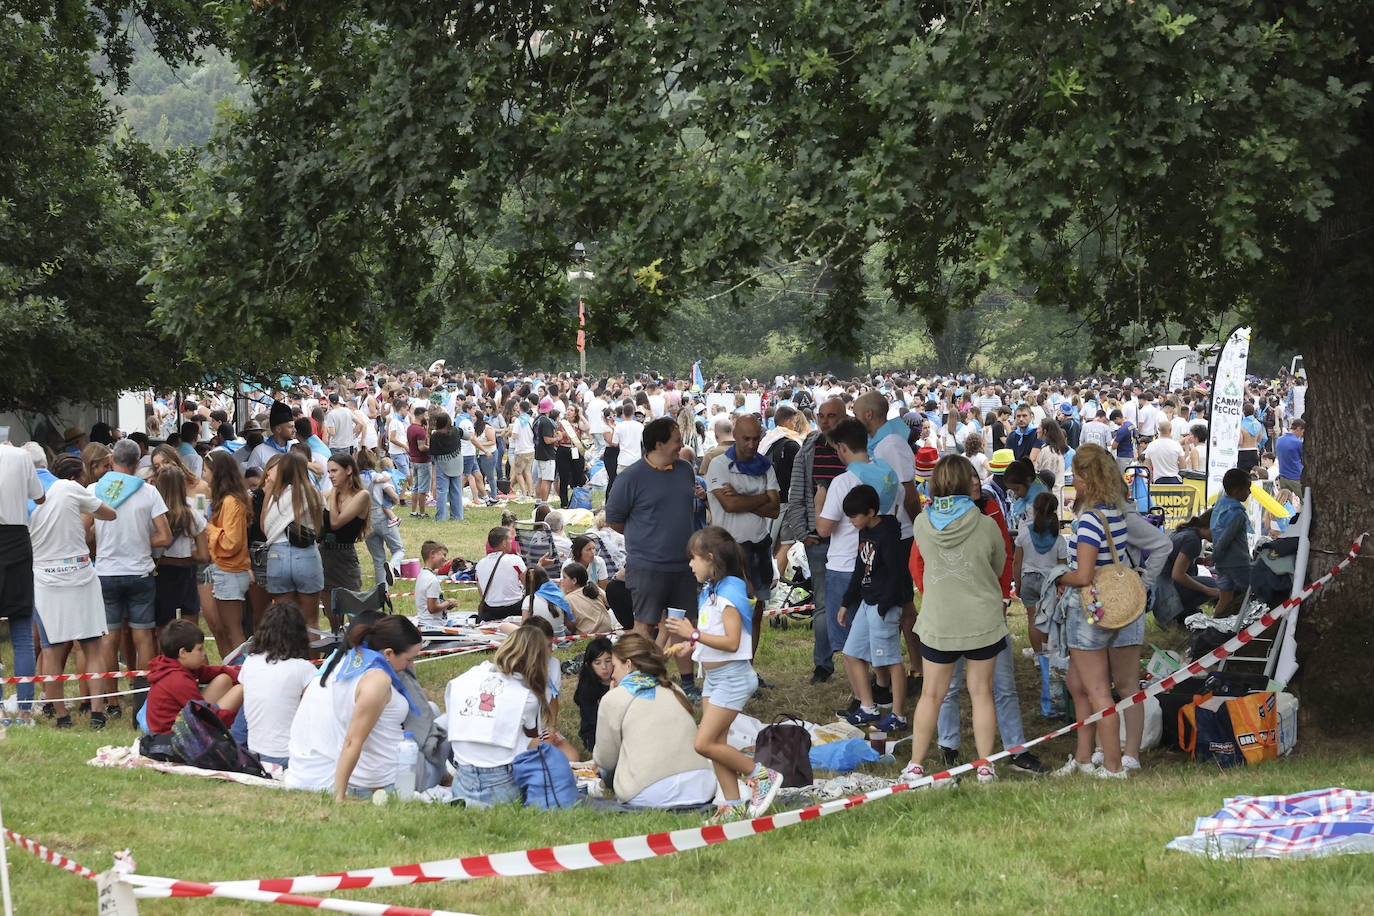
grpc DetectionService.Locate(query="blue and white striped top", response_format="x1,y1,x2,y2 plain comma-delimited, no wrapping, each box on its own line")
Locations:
1072,505,1130,568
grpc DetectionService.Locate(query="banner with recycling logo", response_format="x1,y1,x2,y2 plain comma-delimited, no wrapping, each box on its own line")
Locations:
1206,326,1251,502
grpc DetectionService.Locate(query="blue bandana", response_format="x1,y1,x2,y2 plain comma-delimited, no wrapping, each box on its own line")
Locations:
537,581,574,623
620,670,659,700
330,646,420,714
1011,478,1048,523
849,458,898,513
867,416,908,452
724,445,771,477
93,471,145,509
927,495,977,530
1030,524,1059,554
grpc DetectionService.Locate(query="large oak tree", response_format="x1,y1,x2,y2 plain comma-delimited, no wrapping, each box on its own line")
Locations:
151,0,1373,727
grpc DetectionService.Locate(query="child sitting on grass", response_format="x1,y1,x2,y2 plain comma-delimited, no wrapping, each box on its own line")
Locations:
836,485,909,733
145,618,243,734
1210,468,1254,617
416,540,458,629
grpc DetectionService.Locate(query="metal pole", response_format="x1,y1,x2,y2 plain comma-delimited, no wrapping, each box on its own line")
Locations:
579,296,587,376
0,797,15,916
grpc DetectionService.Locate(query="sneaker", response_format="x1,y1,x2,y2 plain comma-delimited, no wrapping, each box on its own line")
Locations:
1122,755,1142,771
976,764,997,783
756,676,774,690
1008,752,1047,775
105,704,121,720
89,711,107,730
681,684,702,703
40,703,55,719
1094,765,1128,780
941,746,959,768
748,767,782,817
387,516,401,528
875,713,908,733
899,762,926,784
708,802,750,825
1052,755,1094,777
1021,647,1035,658
835,697,861,719
54,716,73,729
1091,749,1104,766
843,706,882,727
870,682,893,708
809,666,832,685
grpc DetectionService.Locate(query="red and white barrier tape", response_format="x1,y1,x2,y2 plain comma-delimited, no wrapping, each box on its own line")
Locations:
3,829,96,880
0,670,146,685
128,875,474,916
139,533,1363,895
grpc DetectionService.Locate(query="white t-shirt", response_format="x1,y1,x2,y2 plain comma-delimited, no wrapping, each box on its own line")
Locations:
613,420,644,467
159,499,207,560
587,398,610,434
510,415,536,455
240,654,317,759
818,470,862,573
457,416,477,457
704,461,778,544
89,481,168,577
872,435,916,538
647,394,667,419
415,567,447,627
28,479,100,561
386,416,409,457
474,552,526,607
446,665,541,768
1145,436,1186,479
323,406,357,449
1137,403,1161,437
0,444,42,525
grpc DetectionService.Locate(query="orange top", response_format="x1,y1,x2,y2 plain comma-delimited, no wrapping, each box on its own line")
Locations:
207,495,250,573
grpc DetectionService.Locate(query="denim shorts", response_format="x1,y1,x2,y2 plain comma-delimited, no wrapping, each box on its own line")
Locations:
265,543,325,594
843,601,902,665
451,762,519,809
1216,565,1250,593
412,462,432,493
210,565,250,601
1019,571,1046,610
463,454,478,475
345,783,395,800
702,659,758,712
1064,589,1145,651
101,574,157,630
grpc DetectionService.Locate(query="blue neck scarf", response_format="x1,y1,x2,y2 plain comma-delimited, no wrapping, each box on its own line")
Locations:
724,445,771,477
620,670,659,700
1011,478,1048,522
93,471,144,509
848,458,898,513
1030,524,1059,554
330,646,420,714
867,417,908,452
263,436,291,455
537,581,574,622
927,495,977,530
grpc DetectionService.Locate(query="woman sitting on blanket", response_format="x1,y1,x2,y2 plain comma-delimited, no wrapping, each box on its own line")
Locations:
592,634,716,809
285,614,424,800
238,601,316,768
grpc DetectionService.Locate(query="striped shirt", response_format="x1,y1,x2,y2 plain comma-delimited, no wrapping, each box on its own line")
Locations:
812,442,845,492
1072,506,1130,568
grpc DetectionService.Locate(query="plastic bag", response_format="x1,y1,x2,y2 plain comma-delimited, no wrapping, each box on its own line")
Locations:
808,737,879,774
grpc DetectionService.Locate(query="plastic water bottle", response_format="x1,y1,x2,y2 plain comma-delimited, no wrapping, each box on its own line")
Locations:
396,732,418,801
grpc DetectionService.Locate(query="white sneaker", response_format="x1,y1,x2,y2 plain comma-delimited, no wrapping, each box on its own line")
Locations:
899,762,926,784
1093,765,1128,780
1052,755,1094,777
976,764,997,783
1091,749,1104,766
1021,647,1035,658
1122,755,1142,771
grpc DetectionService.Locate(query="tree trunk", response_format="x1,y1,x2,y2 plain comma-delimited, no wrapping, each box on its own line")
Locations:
1292,323,1374,732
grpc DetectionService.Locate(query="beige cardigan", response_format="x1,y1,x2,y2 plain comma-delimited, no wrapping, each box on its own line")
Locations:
592,684,712,802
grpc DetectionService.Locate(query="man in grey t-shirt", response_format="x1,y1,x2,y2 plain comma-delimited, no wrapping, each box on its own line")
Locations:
605,417,700,694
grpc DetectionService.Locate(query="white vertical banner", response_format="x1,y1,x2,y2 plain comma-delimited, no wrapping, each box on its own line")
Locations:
1206,326,1251,502
1168,357,1187,393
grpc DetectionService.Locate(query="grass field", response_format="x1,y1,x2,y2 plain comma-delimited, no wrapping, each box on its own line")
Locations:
2,501,1372,915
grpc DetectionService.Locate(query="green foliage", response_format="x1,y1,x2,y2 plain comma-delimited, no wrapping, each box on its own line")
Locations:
0,12,207,411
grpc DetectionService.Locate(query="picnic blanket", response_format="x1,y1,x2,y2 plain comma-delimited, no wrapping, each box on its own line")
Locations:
1168,788,1374,858
88,741,285,789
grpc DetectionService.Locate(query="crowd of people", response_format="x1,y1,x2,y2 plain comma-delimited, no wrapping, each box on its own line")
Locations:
0,360,1308,814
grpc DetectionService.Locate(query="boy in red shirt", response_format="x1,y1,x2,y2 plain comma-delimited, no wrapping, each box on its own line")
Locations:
145,619,243,734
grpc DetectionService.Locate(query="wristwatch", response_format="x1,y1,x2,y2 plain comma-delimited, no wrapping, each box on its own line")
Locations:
690,629,701,645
